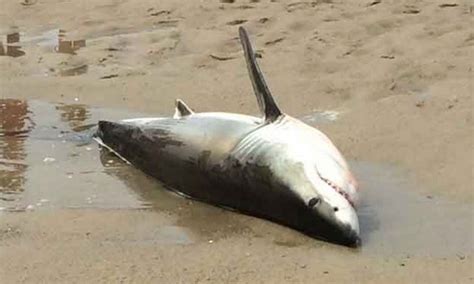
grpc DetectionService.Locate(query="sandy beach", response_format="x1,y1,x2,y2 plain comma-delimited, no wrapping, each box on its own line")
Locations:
1,0,473,283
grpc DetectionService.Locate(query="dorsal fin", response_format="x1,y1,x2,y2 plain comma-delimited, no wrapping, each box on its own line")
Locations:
239,27,282,123
173,99,194,119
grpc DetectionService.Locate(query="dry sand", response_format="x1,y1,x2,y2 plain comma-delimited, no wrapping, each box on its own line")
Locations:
0,0,473,283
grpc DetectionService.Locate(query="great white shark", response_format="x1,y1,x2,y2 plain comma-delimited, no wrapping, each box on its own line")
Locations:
95,27,360,246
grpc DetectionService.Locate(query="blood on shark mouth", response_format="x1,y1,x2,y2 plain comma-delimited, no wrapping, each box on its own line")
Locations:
318,174,355,208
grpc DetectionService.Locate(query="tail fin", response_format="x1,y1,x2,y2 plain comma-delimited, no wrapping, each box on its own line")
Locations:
239,27,282,122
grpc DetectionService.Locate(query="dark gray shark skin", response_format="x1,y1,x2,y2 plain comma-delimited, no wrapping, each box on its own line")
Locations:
96,27,360,247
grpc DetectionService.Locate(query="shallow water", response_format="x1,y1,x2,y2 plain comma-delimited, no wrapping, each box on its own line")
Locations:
0,30,86,58
0,99,144,210
0,99,472,256
353,161,473,257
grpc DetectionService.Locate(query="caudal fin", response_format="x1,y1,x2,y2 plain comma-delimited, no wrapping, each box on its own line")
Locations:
239,27,282,123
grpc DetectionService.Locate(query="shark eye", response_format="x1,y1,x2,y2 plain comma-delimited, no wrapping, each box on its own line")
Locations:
308,197,320,208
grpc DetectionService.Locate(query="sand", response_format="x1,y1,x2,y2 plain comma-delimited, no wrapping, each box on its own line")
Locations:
0,0,473,283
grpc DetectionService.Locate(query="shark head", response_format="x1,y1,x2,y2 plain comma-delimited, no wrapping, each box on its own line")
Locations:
252,116,359,247
297,117,359,246
275,147,360,246
303,155,360,247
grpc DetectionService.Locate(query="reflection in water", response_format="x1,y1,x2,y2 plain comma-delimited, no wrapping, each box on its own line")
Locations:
0,99,33,194
7,32,20,44
57,39,86,55
99,148,255,242
99,149,184,211
0,100,147,211
56,29,86,55
0,33,25,58
0,30,87,58
99,149,195,244
55,104,90,132
0,44,26,58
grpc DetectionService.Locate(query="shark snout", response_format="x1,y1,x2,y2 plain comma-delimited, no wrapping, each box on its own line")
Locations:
308,196,360,247
330,198,360,246
337,209,361,247
340,224,361,247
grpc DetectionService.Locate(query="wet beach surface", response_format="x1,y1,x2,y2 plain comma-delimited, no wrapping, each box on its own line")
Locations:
1,99,472,283
1,0,473,282
1,99,472,255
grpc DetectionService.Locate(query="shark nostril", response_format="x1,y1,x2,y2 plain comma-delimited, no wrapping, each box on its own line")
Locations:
308,197,320,208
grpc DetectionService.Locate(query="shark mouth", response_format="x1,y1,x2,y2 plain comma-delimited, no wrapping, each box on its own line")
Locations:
318,174,355,208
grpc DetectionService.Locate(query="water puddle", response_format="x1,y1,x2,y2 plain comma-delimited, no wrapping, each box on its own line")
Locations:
100,149,255,240
1,26,181,79
0,30,86,58
0,99,249,244
0,44,25,58
0,99,472,255
353,161,473,257
300,110,340,124
0,99,143,211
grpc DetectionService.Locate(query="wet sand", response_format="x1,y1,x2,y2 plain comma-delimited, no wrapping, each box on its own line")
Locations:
1,0,473,283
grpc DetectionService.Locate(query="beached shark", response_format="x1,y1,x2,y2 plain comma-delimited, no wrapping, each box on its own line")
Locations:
95,27,360,246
